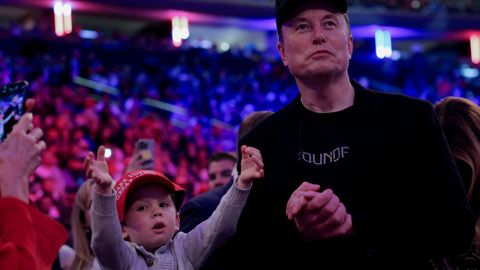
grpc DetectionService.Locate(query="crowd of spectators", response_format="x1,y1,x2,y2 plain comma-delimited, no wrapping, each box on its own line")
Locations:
0,18,478,235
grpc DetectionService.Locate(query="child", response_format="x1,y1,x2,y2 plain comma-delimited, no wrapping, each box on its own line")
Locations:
84,145,263,270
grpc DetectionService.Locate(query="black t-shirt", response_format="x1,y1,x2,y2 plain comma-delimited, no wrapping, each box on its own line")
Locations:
295,102,367,264
297,102,357,209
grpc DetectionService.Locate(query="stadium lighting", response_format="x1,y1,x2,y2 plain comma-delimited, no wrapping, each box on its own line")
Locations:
471,34,480,64
53,2,73,36
54,2,64,36
171,16,190,47
375,29,392,59
180,16,189,40
63,3,72,34
172,16,183,47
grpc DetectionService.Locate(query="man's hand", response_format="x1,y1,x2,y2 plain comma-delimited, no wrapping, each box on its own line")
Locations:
286,182,321,219
84,145,114,194
286,181,353,240
0,113,46,202
237,145,264,189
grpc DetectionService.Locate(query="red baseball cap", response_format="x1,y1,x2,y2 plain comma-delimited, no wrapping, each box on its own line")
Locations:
114,170,185,222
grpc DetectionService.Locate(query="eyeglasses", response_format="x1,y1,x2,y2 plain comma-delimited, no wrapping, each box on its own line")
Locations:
208,169,232,181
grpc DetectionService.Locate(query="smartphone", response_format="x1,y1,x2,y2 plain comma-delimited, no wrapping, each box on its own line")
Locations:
135,139,155,161
0,81,28,141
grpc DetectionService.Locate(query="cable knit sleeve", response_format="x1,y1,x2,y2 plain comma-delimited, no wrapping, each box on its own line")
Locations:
178,181,251,269
90,191,135,270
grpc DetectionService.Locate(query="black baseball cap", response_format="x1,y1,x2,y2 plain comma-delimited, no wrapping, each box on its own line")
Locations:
275,0,348,31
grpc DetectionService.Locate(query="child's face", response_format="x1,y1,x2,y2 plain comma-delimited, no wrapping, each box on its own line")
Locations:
123,184,179,252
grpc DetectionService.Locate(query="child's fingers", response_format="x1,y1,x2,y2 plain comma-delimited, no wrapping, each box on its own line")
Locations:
86,168,93,179
249,147,262,157
240,145,248,157
91,172,104,184
242,145,258,155
91,171,97,182
256,168,264,178
250,154,264,169
83,155,91,170
242,146,262,161
97,146,106,162
246,168,264,181
83,152,94,170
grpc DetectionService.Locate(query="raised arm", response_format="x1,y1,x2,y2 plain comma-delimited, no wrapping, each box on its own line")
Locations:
181,145,264,269
0,113,45,202
86,146,134,270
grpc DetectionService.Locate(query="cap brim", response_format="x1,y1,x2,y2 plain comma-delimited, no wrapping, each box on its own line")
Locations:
127,174,185,208
115,170,185,222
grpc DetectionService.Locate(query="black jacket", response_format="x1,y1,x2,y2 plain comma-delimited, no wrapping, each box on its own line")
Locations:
180,180,233,233
206,81,475,270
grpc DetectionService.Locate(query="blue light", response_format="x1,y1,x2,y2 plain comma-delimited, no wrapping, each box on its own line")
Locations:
79,30,98,39
375,30,385,59
460,67,479,79
384,31,392,58
375,29,392,59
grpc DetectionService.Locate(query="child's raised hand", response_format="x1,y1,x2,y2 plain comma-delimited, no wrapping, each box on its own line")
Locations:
237,145,264,189
84,145,114,194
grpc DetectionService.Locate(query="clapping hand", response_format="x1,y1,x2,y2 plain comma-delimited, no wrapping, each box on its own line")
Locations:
286,182,353,240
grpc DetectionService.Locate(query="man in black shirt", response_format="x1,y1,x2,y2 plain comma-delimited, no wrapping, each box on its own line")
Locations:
207,0,475,269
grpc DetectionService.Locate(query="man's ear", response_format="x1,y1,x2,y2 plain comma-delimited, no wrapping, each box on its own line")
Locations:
277,41,288,67
348,34,353,60
175,213,180,231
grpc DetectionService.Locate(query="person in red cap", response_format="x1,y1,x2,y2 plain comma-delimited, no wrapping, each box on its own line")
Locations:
84,144,263,269
205,0,475,269
0,111,67,270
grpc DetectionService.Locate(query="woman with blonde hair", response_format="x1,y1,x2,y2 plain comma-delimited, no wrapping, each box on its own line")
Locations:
59,179,100,269
435,97,480,267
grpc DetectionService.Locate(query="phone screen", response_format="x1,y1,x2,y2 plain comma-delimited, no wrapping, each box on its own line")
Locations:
0,81,28,141
135,139,155,161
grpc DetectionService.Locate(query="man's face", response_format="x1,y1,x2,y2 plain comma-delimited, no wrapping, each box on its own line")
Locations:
123,184,179,253
277,3,353,81
208,159,235,189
